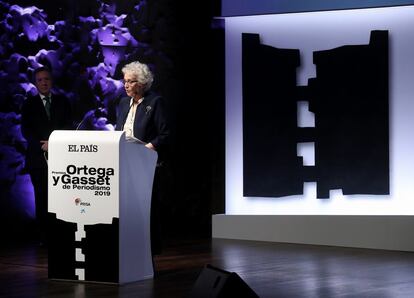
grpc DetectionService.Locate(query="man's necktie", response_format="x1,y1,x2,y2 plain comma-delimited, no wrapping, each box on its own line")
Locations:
44,96,51,119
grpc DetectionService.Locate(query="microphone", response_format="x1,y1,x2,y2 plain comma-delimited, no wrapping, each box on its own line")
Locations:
75,114,88,130
76,109,95,130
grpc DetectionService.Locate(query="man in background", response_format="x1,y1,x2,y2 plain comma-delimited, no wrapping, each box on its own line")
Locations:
21,66,72,245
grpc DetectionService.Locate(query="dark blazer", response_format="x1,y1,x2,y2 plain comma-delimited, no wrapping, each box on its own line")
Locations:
21,94,72,170
115,93,170,154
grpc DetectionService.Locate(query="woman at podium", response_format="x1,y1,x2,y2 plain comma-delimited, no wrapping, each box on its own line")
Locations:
115,61,170,255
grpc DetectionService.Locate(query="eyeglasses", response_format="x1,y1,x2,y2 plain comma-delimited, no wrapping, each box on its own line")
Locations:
123,80,138,85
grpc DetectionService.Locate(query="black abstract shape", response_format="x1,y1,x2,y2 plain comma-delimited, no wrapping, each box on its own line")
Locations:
82,218,119,283
242,30,389,199
310,31,389,198
242,33,302,197
48,213,78,280
48,213,119,283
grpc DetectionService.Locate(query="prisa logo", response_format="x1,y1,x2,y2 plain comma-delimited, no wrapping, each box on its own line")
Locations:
74,198,91,206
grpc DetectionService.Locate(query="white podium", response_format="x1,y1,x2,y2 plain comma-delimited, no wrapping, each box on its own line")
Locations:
47,130,157,284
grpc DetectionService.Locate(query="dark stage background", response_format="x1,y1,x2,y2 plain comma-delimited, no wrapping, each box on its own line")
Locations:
0,0,224,242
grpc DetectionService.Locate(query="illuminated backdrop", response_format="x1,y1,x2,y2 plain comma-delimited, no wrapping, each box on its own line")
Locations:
225,5,414,215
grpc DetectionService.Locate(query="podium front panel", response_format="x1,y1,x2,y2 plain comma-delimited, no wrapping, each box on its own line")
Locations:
48,130,123,283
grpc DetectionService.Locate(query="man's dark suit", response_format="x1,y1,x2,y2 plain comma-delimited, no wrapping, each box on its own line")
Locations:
116,92,170,255
21,94,72,242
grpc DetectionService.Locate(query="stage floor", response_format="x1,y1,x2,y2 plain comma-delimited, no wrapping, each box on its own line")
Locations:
2,238,414,297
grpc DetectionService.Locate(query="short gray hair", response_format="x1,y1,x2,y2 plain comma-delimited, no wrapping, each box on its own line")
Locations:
122,61,154,92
